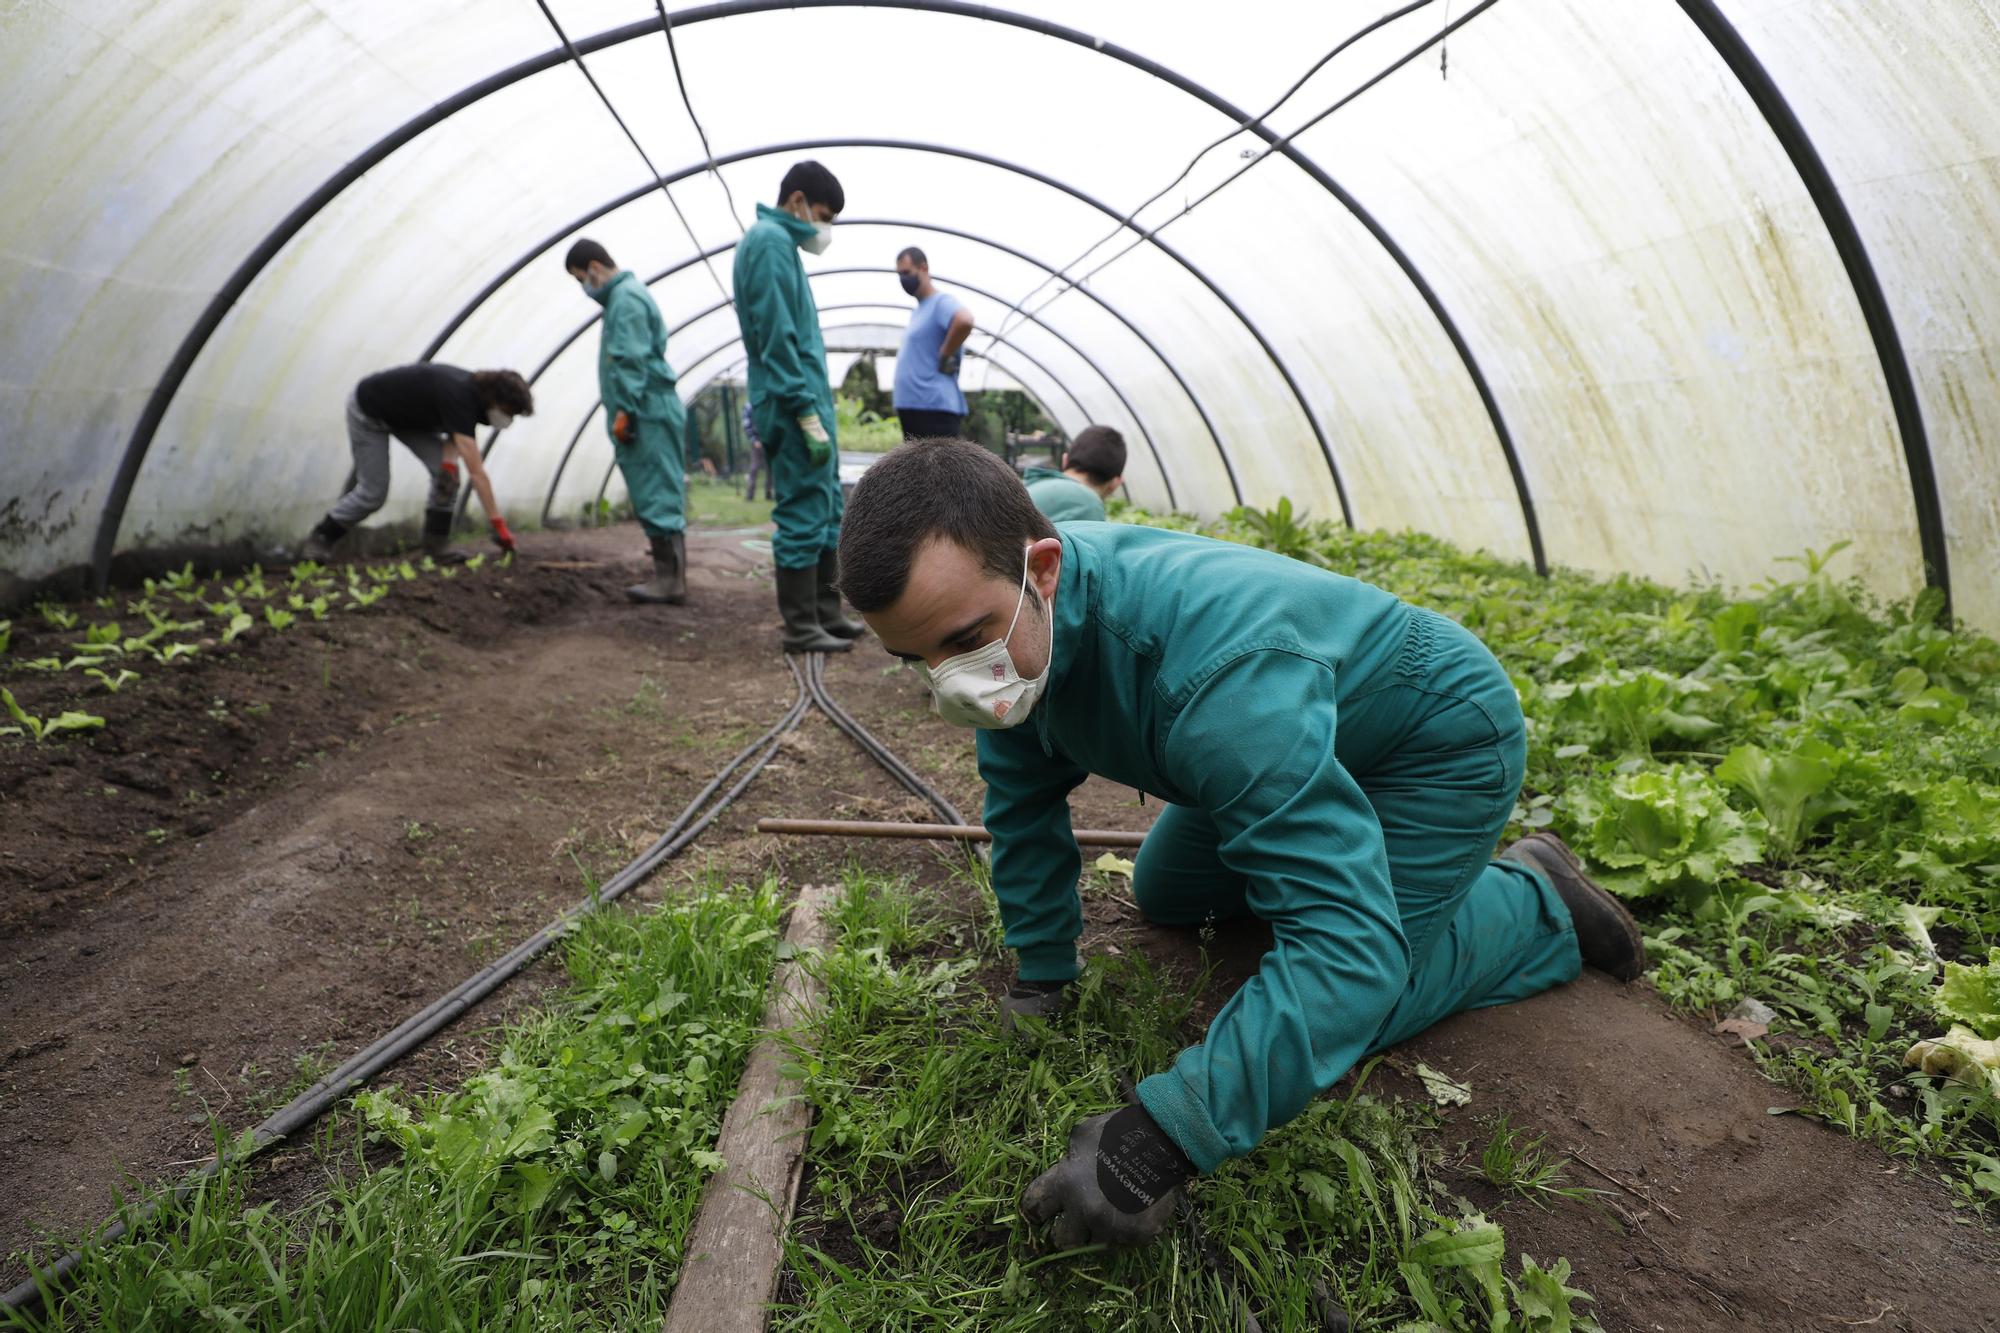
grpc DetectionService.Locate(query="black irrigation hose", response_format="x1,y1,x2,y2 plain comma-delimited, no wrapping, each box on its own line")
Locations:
2,657,813,1318
804,651,968,827
5,644,990,1317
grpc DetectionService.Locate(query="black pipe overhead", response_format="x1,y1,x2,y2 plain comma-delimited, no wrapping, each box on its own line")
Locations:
490,262,1172,521
103,0,1549,588
497,217,1223,504
416,139,1296,508
1675,0,1950,616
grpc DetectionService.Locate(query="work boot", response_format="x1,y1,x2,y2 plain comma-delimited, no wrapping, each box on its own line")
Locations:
999,977,1071,1038
777,564,850,654
421,508,468,564
815,550,866,640
1500,831,1646,981
626,533,687,604
300,516,347,563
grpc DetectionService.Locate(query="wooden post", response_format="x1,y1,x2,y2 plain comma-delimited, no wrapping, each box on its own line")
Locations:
664,882,833,1333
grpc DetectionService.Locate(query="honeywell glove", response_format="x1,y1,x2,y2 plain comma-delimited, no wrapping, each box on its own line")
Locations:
1021,1104,1193,1249
797,413,831,466
490,516,517,554
612,409,634,444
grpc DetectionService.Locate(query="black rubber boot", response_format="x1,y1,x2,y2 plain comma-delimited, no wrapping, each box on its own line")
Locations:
1500,831,1646,981
300,516,348,563
815,549,866,640
999,977,1071,1037
626,533,687,604
777,565,850,654
421,508,468,564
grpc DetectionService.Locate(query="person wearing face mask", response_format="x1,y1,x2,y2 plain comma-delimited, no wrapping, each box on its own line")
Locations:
1022,425,1126,523
301,363,532,562
731,159,864,653
837,438,1644,1252
891,246,976,440
564,238,690,604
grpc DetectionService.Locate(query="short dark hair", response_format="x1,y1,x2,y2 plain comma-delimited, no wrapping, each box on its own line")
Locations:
778,160,844,214
471,370,535,418
896,245,928,268
1063,425,1126,486
563,238,614,272
838,438,1056,612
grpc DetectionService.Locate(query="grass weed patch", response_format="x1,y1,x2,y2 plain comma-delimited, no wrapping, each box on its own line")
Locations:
775,871,1599,1331
6,884,784,1331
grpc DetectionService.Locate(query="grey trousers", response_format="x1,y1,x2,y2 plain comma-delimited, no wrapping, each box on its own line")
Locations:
329,391,459,525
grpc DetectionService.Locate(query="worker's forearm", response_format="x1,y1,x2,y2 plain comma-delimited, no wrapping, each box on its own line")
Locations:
940,319,973,357
465,464,501,522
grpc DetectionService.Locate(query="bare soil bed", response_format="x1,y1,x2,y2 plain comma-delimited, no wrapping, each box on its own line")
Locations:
4,520,1995,1331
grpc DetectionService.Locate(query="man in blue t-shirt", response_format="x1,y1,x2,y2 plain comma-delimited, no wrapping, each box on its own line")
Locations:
893,246,976,439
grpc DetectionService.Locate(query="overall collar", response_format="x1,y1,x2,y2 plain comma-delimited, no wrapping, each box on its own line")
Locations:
755,201,817,245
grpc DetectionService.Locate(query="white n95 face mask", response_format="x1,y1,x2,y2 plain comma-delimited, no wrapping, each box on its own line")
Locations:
915,547,1050,730
487,409,514,430
800,220,833,255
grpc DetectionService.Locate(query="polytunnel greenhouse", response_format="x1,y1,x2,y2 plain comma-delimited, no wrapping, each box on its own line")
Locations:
4,1,2000,1329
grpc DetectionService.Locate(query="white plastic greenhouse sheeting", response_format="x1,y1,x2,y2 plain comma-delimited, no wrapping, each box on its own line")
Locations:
2,1,1997,626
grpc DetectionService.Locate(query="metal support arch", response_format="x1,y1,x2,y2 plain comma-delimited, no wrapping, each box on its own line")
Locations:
420,138,1293,506
497,263,1168,527
496,216,1221,505
91,0,1555,587
558,320,1086,522
1675,0,1950,614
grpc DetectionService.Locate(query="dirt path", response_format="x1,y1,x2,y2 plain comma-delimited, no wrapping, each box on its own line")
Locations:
4,520,1995,1329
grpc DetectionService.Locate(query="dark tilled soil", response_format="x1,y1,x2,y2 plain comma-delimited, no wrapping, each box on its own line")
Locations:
4,520,1996,1331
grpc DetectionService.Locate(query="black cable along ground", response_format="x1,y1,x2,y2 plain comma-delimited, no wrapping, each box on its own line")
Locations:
4,652,823,1316
5,643,1080,1319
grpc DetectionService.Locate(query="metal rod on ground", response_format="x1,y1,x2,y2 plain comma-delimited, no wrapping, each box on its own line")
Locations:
756,817,1146,848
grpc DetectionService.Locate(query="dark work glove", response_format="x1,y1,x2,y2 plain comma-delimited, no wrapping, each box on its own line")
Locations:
999,977,1070,1035
937,349,962,377
1021,1103,1193,1249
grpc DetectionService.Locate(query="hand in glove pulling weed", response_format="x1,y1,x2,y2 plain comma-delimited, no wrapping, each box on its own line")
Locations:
490,517,517,554
1021,1103,1192,1248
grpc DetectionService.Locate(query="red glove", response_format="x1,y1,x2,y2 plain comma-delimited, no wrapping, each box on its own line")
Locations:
440,459,460,481
490,516,516,553
612,410,633,444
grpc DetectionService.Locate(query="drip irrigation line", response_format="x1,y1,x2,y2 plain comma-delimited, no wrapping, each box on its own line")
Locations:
5,642,1004,1316
2,656,812,1318
804,651,967,826
1002,0,1500,340
655,0,745,233
986,0,1441,350
532,0,734,307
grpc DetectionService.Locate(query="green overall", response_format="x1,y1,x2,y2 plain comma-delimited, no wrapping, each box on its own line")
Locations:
590,270,686,538
1022,466,1106,523
733,204,842,570
976,523,1583,1172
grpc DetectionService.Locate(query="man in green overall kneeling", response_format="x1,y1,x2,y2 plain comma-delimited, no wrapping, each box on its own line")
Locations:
836,438,1644,1249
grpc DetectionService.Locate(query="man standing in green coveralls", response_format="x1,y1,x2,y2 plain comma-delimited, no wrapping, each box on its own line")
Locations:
731,159,866,654
565,239,689,604
836,438,1646,1249
1022,425,1126,524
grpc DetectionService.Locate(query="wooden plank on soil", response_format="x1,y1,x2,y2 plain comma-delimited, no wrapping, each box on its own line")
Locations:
663,881,832,1333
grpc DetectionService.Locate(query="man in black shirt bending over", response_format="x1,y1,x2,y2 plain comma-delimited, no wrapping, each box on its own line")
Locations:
301,364,534,562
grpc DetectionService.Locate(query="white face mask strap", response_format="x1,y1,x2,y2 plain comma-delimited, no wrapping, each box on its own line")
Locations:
1000,545,1033,642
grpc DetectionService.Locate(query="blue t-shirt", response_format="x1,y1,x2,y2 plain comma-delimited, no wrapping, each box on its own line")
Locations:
893,292,968,414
